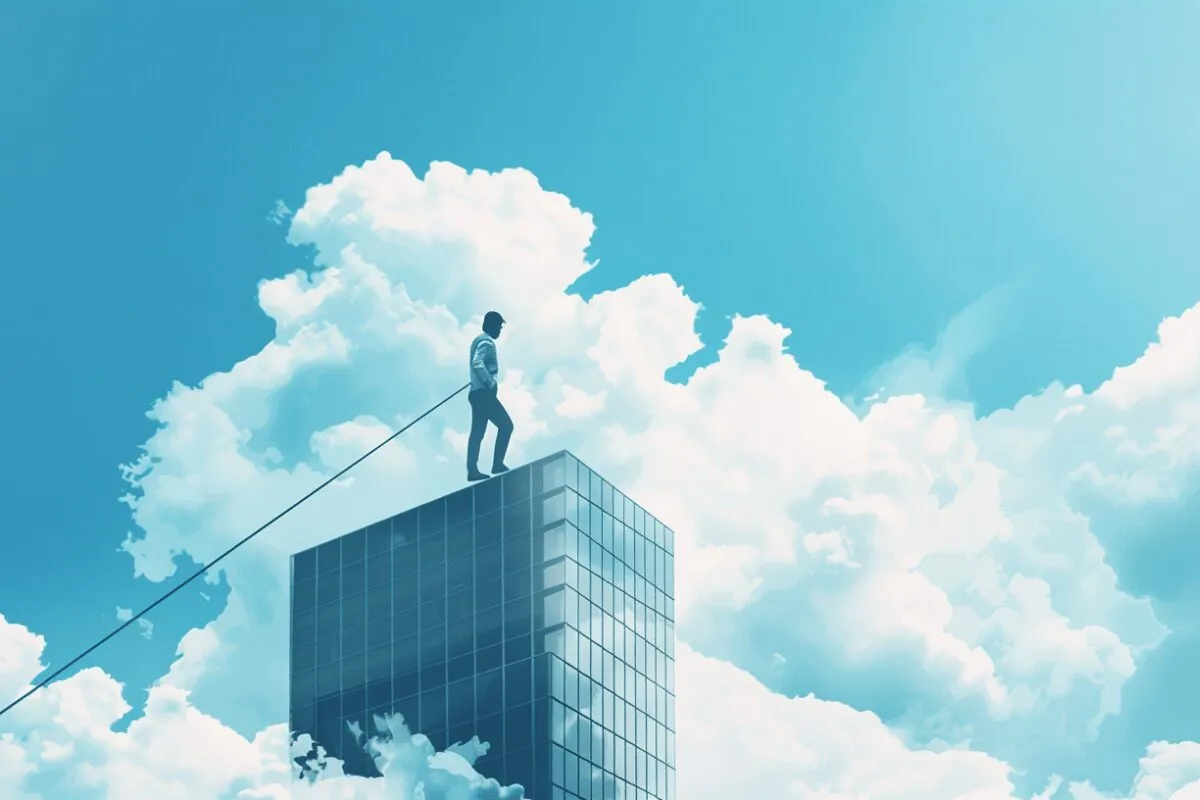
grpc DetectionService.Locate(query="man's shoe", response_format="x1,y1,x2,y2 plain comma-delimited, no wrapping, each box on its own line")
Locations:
467,470,489,482
491,463,510,475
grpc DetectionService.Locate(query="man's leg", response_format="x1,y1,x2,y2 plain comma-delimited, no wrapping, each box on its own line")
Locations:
466,391,490,479
484,389,514,472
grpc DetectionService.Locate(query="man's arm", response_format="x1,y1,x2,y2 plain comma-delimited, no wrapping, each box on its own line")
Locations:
471,339,498,388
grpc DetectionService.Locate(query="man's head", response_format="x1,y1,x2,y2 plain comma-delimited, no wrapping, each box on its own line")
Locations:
483,310,505,338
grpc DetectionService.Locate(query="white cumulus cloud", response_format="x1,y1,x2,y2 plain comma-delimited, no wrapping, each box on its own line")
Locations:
1,153,1198,799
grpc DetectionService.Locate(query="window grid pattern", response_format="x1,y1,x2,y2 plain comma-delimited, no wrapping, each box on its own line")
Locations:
540,455,677,800
289,451,675,800
290,457,564,784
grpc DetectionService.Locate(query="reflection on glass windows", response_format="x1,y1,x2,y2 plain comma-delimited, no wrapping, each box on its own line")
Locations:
540,454,566,493
290,451,674,795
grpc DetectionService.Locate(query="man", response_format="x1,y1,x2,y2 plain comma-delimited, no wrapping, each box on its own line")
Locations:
466,310,514,482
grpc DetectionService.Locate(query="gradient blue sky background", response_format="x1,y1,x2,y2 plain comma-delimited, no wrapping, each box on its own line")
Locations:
2,1,1199,795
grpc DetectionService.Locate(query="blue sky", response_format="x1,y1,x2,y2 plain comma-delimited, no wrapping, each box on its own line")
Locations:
1,1,1199,797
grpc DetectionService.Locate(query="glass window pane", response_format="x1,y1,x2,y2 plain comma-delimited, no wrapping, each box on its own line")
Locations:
393,579,419,614
505,633,531,663
367,645,390,683
476,668,503,714
367,584,389,621
419,498,446,536
477,606,503,648
565,664,579,710
542,559,566,590
565,455,578,490
421,626,446,665
448,653,474,684
366,521,391,557
575,462,587,500
342,653,365,691
502,463,532,506
367,554,390,588
390,509,417,544
476,509,502,548
543,524,567,561
421,685,446,730
578,501,592,536
446,485,473,525
342,625,364,657
448,676,474,722
317,570,340,606
565,626,579,669
394,635,418,675
564,589,578,628
543,626,565,658
344,529,366,564
504,498,532,537
317,602,340,639
420,599,445,630
293,579,316,615
419,530,446,567
552,743,565,786
476,578,502,611
552,698,566,744
318,539,341,574
585,470,597,506
448,617,474,659
476,543,502,581
344,593,366,630
532,652,551,701
391,668,419,703
448,554,473,593
293,610,316,646
393,542,418,577
551,654,565,701
506,569,531,602
565,750,579,791
474,466,503,513
504,535,532,574
477,643,503,672
564,489,578,526
294,548,317,582
506,659,532,707
541,455,566,492
448,588,473,622
538,490,567,528
566,526,580,562
505,597,532,639
447,521,473,559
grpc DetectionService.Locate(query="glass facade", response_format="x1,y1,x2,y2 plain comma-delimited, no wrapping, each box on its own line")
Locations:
289,451,675,799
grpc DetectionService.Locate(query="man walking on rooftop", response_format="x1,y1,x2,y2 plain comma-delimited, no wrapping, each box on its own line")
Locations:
466,310,513,482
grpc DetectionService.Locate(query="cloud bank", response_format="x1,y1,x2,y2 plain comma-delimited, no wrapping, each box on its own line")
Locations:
2,153,1199,798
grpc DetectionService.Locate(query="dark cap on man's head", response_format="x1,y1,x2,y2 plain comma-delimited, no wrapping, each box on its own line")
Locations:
483,311,505,328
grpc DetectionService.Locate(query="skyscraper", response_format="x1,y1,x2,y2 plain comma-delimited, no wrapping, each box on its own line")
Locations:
289,450,677,799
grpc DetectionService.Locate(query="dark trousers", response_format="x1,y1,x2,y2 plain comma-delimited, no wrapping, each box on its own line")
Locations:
467,387,513,473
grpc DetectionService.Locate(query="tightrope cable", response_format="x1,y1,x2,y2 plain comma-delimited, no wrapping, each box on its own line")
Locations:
0,383,471,720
